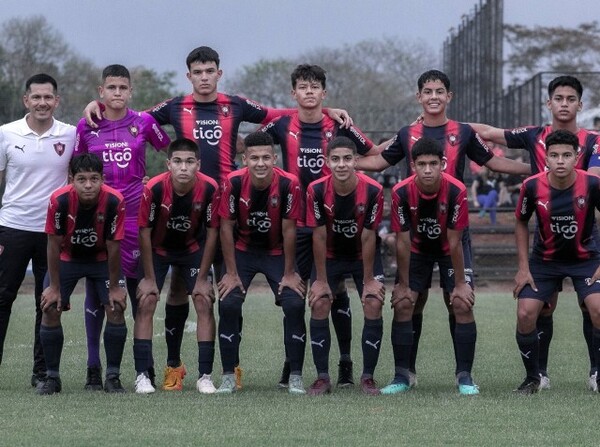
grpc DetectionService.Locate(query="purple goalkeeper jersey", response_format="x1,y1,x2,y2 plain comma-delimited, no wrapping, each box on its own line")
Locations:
74,109,170,217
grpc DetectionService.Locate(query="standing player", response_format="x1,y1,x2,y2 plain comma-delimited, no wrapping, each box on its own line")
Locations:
471,75,600,390
306,136,385,396
385,137,478,395
75,64,170,390
85,47,350,391
135,138,219,394
216,132,306,394
0,74,75,387
37,154,127,395
356,69,530,386
261,64,388,388
513,129,600,394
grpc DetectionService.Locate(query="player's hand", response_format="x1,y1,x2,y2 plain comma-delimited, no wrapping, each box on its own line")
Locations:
327,108,354,128
450,282,475,309
410,114,425,126
142,175,150,185
108,285,127,312
192,277,215,304
361,278,385,305
137,277,159,307
278,272,306,298
40,286,61,312
513,269,537,299
308,280,332,307
390,283,413,308
83,100,104,128
217,273,245,300
585,266,600,287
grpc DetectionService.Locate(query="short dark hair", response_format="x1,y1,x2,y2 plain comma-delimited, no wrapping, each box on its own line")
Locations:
417,70,450,92
102,64,130,81
69,153,103,176
25,73,58,94
186,46,220,70
291,64,326,89
544,129,579,153
168,138,199,158
244,131,274,150
547,75,583,99
411,137,444,161
327,136,357,155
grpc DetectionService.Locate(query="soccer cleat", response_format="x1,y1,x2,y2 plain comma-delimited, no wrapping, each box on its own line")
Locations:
408,371,418,388
104,375,126,393
216,374,236,394
36,376,62,395
380,381,411,395
539,373,551,390
456,373,480,395
234,366,243,390
307,377,332,396
514,377,540,395
31,373,46,388
278,360,291,389
288,374,306,395
84,366,103,391
148,366,156,388
134,373,155,394
196,374,217,394
588,371,598,392
360,377,380,396
337,360,354,388
162,363,187,391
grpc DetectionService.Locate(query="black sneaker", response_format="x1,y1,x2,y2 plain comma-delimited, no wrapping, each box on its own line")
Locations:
31,373,46,388
36,376,62,395
104,375,126,393
148,366,156,388
337,360,354,388
514,377,540,395
278,360,291,388
84,366,103,391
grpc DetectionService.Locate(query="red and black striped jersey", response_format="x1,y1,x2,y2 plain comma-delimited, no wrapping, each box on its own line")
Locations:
381,120,493,183
516,169,600,261
138,171,219,256
504,126,600,174
390,172,468,256
149,93,291,184
218,166,302,255
45,184,125,262
306,172,383,260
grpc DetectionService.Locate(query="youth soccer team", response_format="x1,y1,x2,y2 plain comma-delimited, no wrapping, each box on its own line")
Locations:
1,45,600,397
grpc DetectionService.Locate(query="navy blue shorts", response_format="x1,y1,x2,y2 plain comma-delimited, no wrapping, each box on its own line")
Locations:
409,251,474,294
295,227,313,281
517,258,600,304
151,250,203,294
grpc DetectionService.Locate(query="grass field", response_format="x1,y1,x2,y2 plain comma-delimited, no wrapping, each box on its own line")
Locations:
1,279,599,446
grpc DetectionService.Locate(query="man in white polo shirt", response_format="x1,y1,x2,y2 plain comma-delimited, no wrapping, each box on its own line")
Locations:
0,73,75,387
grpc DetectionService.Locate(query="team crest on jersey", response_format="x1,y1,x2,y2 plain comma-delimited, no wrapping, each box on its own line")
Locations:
439,202,448,214
324,131,333,141
270,195,279,208
97,213,105,223
53,142,65,156
576,196,586,209
193,202,204,212
221,105,230,117
128,125,139,137
357,204,365,214
447,134,457,146
593,144,599,155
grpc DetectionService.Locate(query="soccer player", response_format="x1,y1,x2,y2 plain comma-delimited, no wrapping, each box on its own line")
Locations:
216,131,306,394
261,64,388,388
305,136,385,396
471,75,600,390
135,138,219,394
356,69,530,387
85,47,351,391
74,64,170,390
513,129,600,394
0,73,75,387
37,153,127,395
384,137,478,395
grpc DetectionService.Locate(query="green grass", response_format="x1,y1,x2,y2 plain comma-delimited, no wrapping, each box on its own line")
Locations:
1,281,598,446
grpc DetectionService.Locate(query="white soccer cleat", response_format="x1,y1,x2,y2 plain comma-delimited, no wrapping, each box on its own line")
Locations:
539,373,550,390
588,371,598,392
408,371,418,388
196,374,217,394
135,373,156,394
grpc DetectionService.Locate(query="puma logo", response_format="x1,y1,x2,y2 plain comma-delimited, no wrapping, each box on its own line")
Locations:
519,350,531,359
292,333,306,343
91,130,101,138
336,307,351,318
240,197,251,207
220,333,235,343
324,203,334,213
165,327,176,336
536,200,549,210
85,308,100,317
310,339,325,348
365,339,381,350
289,131,299,140
183,107,193,115
161,203,172,211
14,144,25,153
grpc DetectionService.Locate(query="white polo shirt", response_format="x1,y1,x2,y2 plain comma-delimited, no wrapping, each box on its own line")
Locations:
0,115,75,232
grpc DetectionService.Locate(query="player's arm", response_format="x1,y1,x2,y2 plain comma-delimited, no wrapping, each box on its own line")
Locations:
106,239,126,311
485,155,531,176
279,218,305,297
391,229,413,307
217,218,245,299
192,227,218,303
0,170,4,185
356,153,392,172
40,234,63,312
447,228,474,308
308,225,332,306
470,178,480,208
367,137,394,156
360,227,385,304
468,123,508,145
83,100,105,128
137,227,159,303
513,218,536,298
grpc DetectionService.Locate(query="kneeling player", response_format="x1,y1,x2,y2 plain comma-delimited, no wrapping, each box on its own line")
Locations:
216,132,306,394
513,130,600,394
385,137,478,395
306,136,385,396
38,154,127,395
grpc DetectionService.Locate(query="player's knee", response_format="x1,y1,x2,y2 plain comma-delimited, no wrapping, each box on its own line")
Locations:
219,292,243,319
517,305,538,329
311,296,331,319
281,297,305,321
42,307,61,326
362,296,382,318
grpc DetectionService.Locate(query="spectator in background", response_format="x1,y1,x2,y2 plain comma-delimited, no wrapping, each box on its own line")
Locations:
471,166,499,225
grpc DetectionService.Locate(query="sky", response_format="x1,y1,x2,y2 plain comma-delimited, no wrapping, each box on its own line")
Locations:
2,0,598,93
